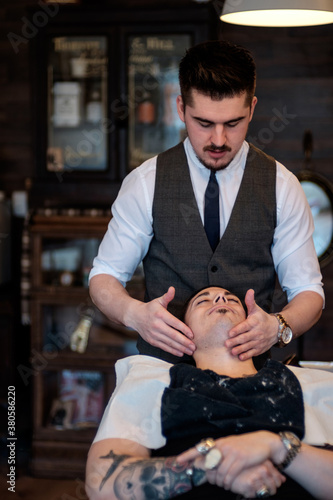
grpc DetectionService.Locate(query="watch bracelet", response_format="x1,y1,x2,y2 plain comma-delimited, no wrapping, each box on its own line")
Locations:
276,432,301,471
273,313,291,348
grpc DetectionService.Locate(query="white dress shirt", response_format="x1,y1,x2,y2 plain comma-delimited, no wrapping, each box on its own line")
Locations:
90,138,324,303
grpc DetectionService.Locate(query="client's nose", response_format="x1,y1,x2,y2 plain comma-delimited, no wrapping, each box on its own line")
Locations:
214,294,227,304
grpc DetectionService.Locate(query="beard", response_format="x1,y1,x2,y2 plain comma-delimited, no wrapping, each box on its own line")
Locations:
197,144,233,171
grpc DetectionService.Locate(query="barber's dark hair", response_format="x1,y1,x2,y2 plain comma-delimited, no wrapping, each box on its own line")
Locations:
179,40,256,108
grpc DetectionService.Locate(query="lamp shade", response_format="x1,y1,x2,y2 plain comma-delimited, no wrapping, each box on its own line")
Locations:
220,0,333,27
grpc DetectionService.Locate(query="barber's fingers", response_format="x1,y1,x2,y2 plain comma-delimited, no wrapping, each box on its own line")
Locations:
244,288,258,316
146,328,195,357
225,331,270,359
129,288,195,356
226,330,264,348
141,312,195,357
229,340,266,359
228,302,278,352
155,287,194,339
163,309,194,341
158,286,176,308
237,349,258,361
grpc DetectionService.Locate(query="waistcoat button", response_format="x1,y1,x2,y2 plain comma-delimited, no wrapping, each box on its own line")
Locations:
211,265,218,273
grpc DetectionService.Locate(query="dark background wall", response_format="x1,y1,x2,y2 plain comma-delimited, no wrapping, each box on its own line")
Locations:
0,0,332,360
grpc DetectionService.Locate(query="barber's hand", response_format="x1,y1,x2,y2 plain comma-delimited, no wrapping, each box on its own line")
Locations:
129,286,195,357
225,289,278,360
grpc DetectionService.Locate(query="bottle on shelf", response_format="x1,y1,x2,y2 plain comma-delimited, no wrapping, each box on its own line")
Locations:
86,88,103,124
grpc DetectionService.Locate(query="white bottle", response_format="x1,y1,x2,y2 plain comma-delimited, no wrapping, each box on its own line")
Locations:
86,90,103,124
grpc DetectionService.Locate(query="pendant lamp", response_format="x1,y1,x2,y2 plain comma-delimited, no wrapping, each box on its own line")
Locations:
220,0,333,27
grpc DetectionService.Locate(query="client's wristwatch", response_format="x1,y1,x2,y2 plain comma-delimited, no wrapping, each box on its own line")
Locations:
277,431,301,470
273,313,293,347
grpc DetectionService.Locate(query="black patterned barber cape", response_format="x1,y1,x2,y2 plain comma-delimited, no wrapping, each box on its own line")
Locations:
160,359,304,453
154,360,313,499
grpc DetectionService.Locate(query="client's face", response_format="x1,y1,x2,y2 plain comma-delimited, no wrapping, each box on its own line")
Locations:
184,287,246,341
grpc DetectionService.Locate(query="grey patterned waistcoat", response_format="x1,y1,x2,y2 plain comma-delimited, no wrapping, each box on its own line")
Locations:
139,142,277,363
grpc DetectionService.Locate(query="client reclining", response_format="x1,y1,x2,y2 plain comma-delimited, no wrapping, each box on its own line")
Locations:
86,286,333,499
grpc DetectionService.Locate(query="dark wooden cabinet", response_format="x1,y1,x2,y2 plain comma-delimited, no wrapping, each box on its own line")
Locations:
28,212,143,478
30,3,216,209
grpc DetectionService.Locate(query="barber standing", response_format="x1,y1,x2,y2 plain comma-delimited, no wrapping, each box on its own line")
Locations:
89,40,324,365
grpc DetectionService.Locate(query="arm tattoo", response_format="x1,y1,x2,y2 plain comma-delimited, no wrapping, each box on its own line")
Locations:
99,450,129,490
99,450,205,499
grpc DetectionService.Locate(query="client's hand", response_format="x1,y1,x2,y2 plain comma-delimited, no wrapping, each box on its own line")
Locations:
223,460,285,498
177,431,285,491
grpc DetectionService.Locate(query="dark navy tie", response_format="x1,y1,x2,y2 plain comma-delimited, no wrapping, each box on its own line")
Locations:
204,170,220,251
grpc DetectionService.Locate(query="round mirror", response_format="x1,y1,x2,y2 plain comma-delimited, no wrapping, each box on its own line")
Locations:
297,171,333,268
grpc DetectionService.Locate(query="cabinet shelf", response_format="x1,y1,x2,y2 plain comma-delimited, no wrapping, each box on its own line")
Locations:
34,347,127,369
34,427,96,442
30,213,110,231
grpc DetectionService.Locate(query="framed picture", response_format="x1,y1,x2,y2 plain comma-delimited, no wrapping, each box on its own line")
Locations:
127,34,190,170
58,369,105,429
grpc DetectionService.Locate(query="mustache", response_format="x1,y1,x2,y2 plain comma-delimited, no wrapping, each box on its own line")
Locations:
203,145,232,153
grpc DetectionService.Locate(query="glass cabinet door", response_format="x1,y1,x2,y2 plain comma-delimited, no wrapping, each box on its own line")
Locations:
47,36,108,172
128,34,190,170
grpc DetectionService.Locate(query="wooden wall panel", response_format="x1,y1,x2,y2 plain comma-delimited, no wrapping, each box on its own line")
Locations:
0,0,35,190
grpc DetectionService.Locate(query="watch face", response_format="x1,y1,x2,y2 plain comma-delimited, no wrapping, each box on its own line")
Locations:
282,327,292,344
283,431,301,448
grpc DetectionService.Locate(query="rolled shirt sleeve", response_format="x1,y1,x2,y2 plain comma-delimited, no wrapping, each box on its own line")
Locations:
273,162,324,304
89,157,156,286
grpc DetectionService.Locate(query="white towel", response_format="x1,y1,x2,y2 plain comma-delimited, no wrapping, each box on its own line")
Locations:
289,365,333,445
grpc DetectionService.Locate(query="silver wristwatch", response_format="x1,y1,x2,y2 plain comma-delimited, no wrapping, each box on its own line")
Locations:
273,313,293,347
277,431,301,470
